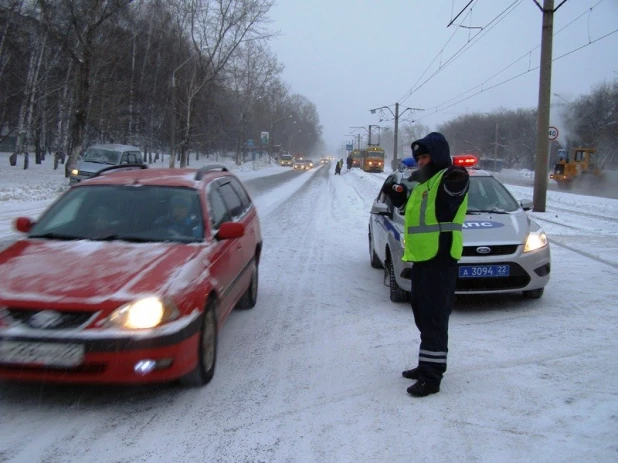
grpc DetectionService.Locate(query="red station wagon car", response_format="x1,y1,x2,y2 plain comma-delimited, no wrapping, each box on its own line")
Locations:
0,164,262,386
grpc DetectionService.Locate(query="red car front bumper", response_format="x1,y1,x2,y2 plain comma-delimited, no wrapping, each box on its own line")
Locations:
0,314,201,385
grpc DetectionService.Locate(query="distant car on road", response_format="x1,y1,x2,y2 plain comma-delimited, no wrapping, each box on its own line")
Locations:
279,153,294,167
0,164,262,387
369,155,551,302
69,144,144,184
293,159,313,170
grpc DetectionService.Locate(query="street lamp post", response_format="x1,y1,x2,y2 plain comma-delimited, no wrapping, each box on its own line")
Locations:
553,93,570,104
343,134,355,151
270,115,293,163
170,54,198,169
350,126,369,150
288,129,302,154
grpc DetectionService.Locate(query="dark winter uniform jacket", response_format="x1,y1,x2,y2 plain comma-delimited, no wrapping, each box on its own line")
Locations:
382,132,469,261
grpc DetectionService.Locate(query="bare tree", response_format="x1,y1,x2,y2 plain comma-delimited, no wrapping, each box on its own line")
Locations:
565,80,618,168
226,40,282,164
37,0,134,176
168,0,276,167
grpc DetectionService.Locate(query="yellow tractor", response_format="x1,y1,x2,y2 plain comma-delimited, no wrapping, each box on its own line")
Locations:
549,147,604,189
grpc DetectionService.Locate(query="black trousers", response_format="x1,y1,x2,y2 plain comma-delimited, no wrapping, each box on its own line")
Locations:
410,257,457,385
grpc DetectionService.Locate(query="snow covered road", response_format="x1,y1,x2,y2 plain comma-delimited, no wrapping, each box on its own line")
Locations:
1,162,617,462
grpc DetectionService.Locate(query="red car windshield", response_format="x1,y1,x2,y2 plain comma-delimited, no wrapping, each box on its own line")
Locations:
29,185,204,243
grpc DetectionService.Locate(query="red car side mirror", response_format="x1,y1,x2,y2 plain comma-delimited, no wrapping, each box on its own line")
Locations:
14,217,34,233
217,222,245,240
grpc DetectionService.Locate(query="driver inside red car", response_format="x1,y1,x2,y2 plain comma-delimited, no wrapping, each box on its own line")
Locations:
88,205,116,238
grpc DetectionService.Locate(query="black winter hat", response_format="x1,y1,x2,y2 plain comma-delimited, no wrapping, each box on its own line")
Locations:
410,132,452,168
411,142,429,160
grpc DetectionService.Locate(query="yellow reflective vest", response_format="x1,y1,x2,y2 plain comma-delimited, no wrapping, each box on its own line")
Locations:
403,169,468,262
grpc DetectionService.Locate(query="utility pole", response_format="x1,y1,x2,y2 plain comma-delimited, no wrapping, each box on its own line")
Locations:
368,125,372,146
494,122,499,172
393,103,399,171
533,0,555,212
369,103,422,171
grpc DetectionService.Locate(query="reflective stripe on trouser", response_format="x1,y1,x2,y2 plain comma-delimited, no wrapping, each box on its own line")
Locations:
410,258,457,385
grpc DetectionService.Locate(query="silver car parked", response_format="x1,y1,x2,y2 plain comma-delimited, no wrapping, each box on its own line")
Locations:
368,162,551,302
70,144,144,184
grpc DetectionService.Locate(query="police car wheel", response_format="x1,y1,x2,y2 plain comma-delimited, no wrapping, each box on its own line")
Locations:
368,232,383,269
388,258,409,303
522,288,544,299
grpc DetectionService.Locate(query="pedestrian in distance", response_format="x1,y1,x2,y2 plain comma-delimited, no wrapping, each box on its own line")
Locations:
335,160,342,175
382,132,469,397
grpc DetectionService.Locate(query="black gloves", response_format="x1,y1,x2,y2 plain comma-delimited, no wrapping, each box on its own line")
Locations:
442,165,469,195
443,165,469,182
381,180,408,209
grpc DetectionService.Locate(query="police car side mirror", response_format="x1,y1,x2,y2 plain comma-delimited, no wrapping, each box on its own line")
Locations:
520,199,533,211
371,202,390,215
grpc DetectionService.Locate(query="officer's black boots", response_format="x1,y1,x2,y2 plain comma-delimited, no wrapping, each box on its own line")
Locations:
407,380,440,397
401,368,419,380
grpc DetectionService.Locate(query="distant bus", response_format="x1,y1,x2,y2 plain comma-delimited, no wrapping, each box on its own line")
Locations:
361,146,385,172
350,149,362,168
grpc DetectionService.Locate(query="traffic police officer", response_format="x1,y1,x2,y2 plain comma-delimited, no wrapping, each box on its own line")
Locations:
389,132,469,397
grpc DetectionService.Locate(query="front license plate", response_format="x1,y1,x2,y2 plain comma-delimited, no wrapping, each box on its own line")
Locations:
0,341,85,367
459,265,510,278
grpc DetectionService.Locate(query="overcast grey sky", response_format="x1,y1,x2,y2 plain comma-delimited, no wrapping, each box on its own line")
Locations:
267,0,618,152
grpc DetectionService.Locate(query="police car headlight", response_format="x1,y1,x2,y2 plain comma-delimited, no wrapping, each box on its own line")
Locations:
71,169,79,176
104,297,179,330
524,230,548,252
399,233,405,249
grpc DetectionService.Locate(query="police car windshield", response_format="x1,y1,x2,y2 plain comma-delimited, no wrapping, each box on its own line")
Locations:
466,176,519,213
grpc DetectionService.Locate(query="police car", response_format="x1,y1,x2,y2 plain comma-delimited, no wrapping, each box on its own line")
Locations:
368,155,551,302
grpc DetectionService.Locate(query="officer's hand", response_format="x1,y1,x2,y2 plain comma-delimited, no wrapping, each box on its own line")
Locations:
381,179,395,195
390,183,408,208
443,165,469,182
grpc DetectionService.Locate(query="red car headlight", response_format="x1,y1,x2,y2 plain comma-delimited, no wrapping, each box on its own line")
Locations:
104,297,179,330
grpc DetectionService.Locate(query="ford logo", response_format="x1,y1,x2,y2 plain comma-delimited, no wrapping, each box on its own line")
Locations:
28,311,63,329
476,246,491,254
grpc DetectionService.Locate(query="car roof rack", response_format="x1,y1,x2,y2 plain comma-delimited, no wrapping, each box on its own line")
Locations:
91,163,148,178
195,164,229,180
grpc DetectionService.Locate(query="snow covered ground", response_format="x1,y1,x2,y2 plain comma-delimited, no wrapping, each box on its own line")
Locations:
0,154,617,463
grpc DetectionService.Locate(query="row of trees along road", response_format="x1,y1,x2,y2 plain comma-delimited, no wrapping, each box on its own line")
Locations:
0,0,322,175
376,79,617,171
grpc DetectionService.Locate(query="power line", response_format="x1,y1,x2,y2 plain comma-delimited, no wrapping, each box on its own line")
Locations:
396,5,476,103
399,0,523,105
414,26,618,122
397,0,597,107
408,0,608,119
431,0,602,109
448,0,475,28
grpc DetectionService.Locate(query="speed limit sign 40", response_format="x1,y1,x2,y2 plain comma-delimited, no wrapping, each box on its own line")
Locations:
548,126,559,140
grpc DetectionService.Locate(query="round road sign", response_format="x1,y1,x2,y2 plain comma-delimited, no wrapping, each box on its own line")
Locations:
548,126,559,140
